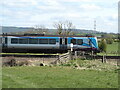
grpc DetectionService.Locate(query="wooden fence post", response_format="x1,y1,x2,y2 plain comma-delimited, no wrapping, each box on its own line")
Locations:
57,55,60,65
68,50,73,60
102,53,107,63
75,51,78,60
102,55,104,63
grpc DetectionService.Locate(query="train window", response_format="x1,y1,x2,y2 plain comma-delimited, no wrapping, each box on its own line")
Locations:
19,38,28,44
49,39,56,44
29,38,38,44
71,39,76,45
39,39,48,44
11,38,18,44
77,39,83,45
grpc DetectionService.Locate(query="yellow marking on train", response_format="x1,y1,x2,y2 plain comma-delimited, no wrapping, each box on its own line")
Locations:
0,53,62,55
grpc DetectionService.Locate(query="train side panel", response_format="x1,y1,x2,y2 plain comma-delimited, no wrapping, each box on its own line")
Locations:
7,37,60,49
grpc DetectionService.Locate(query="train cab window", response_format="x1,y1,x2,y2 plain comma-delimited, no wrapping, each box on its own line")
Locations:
77,39,83,45
39,39,48,44
71,39,76,45
49,39,56,44
11,38,18,44
29,38,38,44
19,38,28,44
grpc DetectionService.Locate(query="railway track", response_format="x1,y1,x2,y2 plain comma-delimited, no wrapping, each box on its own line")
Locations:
92,55,120,59
0,53,59,58
1,53,120,59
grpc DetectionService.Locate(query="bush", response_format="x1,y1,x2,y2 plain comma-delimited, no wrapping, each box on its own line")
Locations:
98,39,107,53
106,38,113,44
2,58,17,67
114,39,120,42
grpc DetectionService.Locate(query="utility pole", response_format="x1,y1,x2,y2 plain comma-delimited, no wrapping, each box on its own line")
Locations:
94,20,96,32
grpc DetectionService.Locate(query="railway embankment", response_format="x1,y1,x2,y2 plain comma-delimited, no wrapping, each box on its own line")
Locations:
1,52,119,70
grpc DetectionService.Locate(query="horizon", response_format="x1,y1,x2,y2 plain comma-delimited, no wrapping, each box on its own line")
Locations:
1,0,118,33
2,25,119,34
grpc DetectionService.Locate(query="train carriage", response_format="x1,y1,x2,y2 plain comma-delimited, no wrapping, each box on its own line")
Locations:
1,34,99,53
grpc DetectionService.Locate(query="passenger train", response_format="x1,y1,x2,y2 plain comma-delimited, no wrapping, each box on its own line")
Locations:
1,34,99,53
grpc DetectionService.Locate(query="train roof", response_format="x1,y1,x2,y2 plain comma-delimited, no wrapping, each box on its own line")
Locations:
1,33,96,37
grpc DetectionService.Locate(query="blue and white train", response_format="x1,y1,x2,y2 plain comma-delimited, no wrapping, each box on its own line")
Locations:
1,34,99,53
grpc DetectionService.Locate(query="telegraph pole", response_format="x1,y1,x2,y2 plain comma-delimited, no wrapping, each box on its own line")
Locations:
94,20,96,31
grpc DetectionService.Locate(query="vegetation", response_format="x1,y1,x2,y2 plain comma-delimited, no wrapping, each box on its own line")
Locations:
98,42,119,56
53,20,76,35
107,42,119,53
98,39,107,53
2,65,118,88
106,38,114,44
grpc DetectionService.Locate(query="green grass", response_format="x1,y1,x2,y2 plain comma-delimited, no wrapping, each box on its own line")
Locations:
2,66,118,88
98,42,119,56
107,42,119,52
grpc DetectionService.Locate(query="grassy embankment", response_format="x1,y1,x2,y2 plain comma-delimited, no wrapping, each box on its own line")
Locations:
2,63,119,88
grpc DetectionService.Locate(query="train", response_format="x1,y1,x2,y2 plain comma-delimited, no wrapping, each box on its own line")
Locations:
0,34,100,53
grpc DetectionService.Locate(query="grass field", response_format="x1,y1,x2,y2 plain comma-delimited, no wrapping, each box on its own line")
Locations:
2,66,118,88
98,42,119,56
107,42,119,52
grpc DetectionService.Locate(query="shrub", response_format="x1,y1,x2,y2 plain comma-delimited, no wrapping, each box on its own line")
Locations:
2,58,17,67
106,38,113,44
98,39,107,53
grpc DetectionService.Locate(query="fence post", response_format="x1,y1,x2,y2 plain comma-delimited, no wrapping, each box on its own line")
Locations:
75,51,78,60
102,55,104,63
68,50,73,60
57,55,59,65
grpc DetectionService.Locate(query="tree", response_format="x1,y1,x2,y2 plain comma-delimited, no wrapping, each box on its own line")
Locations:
34,25,48,34
98,39,107,53
53,21,63,35
101,34,114,44
53,20,75,35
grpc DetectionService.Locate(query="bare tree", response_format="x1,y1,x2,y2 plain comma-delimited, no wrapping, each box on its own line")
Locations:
53,21,63,35
53,20,75,35
34,25,48,34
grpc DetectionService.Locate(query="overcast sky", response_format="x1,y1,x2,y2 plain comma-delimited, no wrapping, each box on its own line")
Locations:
0,0,119,33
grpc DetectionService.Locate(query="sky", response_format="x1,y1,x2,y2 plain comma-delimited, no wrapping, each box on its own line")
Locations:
0,0,119,33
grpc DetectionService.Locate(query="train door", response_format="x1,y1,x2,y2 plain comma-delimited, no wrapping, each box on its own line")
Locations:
60,37,67,50
2,37,7,48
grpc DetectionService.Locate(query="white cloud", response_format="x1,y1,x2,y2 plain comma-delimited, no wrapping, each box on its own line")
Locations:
80,4,102,11
2,0,38,8
112,14,118,20
0,0,118,33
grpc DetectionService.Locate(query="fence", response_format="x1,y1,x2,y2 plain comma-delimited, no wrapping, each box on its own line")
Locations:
2,51,120,66
58,52,70,64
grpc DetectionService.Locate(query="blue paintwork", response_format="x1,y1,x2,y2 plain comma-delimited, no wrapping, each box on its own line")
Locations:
88,37,98,48
68,37,98,49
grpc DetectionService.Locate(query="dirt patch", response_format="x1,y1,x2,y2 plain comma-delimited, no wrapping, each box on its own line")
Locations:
2,56,58,66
